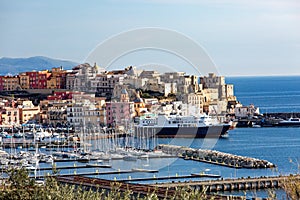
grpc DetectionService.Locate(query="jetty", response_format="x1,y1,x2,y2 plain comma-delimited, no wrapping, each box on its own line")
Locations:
56,174,298,199
56,176,242,199
157,144,276,169
153,174,300,192
30,169,159,179
118,173,221,182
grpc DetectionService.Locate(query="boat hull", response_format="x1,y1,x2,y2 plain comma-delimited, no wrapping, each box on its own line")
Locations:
276,122,300,127
134,124,230,138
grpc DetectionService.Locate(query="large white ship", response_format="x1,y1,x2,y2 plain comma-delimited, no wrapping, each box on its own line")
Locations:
134,113,230,138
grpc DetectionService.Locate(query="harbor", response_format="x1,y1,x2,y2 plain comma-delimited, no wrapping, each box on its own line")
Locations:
0,75,300,199
0,124,299,199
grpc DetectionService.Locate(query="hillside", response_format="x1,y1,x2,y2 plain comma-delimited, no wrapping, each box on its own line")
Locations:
0,56,78,75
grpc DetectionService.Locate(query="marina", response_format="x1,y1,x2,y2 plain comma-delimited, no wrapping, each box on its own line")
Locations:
0,76,300,199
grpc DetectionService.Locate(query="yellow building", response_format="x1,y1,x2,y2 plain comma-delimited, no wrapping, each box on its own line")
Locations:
47,76,57,89
95,97,107,127
133,91,147,117
47,67,67,89
1,107,20,125
19,101,40,124
19,73,30,89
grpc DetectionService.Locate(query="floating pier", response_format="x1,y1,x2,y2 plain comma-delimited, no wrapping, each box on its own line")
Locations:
157,144,276,169
30,169,159,179
28,164,112,171
118,173,221,182
0,142,79,149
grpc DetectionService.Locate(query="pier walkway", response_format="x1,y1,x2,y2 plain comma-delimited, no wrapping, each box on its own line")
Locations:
56,175,242,199
54,174,299,199
153,174,300,192
30,169,159,179
118,173,221,182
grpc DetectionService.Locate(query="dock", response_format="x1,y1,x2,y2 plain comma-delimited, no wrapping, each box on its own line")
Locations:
56,176,241,199
153,174,300,192
0,142,79,149
118,173,221,182
27,164,112,171
30,169,159,179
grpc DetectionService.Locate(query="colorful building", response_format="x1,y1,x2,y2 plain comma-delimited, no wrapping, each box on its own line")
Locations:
26,71,39,89
1,76,20,91
0,76,4,91
19,73,30,89
19,100,40,124
106,89,134,127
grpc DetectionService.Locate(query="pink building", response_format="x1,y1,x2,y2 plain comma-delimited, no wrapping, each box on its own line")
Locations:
106,89,134,127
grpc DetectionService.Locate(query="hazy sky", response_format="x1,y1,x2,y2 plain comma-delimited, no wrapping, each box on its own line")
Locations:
1,0,299,76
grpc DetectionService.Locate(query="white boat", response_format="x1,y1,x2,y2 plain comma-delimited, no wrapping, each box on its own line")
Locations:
135,113,230,138
277,117,300,126
252,123,261,128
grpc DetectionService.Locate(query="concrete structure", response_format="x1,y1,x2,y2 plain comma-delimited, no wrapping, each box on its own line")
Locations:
47,101,68,127
160,72,199,95
93,74,125,98
66,63,98,92
179,92,203,114
235,104,260,118
67,93,101,131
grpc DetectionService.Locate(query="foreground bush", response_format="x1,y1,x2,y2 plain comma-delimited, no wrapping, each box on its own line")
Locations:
0,168,210,200
281,175,300,200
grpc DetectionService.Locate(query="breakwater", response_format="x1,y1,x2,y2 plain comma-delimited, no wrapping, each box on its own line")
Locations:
156,144,276,169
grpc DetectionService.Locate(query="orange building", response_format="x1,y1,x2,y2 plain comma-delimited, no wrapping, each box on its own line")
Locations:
2,76,20,91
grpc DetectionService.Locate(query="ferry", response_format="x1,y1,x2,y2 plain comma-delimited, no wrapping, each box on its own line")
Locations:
135,113,230,138
277,117,300,126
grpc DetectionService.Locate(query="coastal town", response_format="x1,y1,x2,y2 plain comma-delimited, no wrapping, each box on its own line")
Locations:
0,63,259,132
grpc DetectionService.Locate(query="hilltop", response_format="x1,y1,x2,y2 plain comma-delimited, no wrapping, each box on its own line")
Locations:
0,56,78,75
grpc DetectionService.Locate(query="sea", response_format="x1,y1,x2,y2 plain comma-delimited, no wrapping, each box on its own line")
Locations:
227,76,300,113
3,76,300,199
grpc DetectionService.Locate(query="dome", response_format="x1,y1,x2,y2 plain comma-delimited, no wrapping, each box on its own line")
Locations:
134,97,143,103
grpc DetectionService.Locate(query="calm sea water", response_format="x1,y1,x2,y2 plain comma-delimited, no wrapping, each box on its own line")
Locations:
226,76,300,113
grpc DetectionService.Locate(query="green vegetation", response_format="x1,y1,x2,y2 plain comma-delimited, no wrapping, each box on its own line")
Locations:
281,175,300,200
0,168,210,200
1,168,300,200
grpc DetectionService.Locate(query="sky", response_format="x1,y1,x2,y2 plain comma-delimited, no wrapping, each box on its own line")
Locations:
0,0,300,76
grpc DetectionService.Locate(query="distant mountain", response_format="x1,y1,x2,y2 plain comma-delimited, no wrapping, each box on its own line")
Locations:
0,56,79,75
